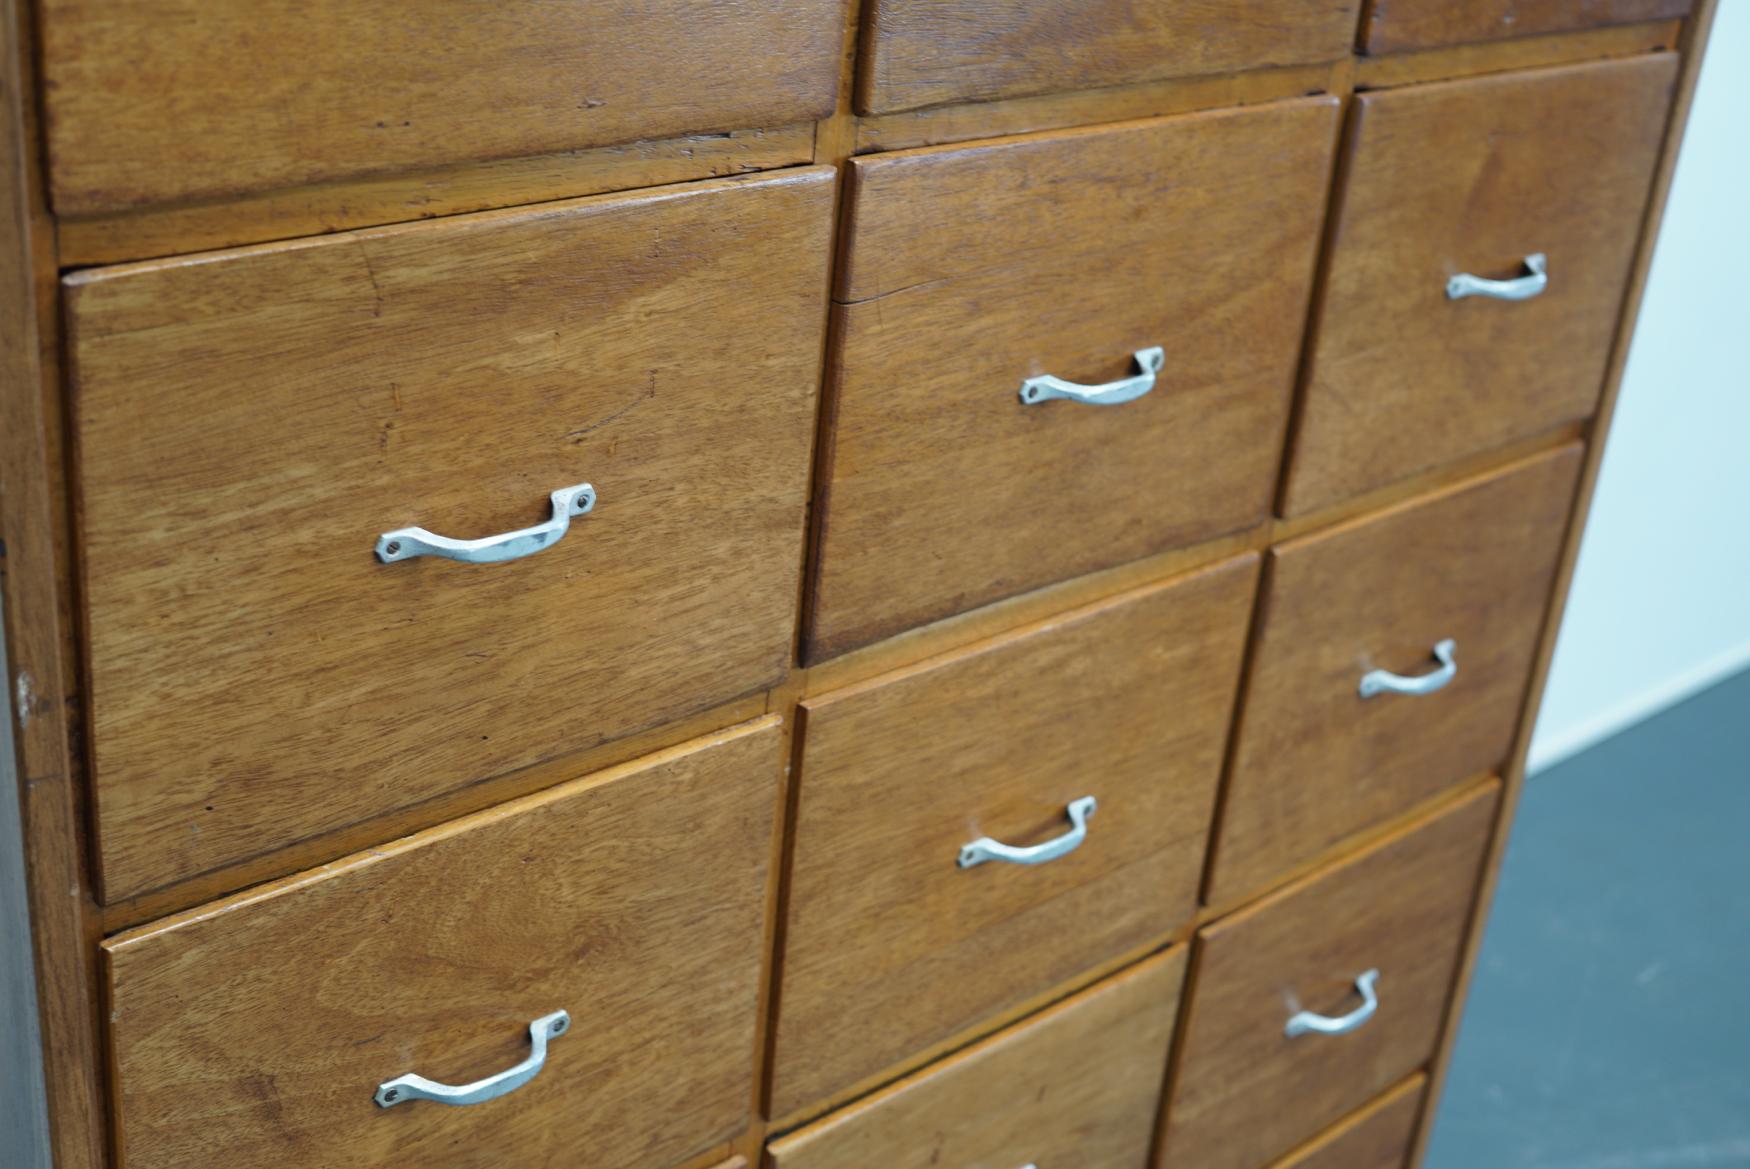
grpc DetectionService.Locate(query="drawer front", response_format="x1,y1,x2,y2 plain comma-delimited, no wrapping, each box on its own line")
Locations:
858,0,1362,114
1210,444,1579,904
1366,0,1690,53
1270,1076,1425,1169
39,0,845,214
808,98,1338,661
67,169,834,900
102,719,782,1169
771,948,1186,1169
773,556,1256,1117
1282,56,1676,515
1164,784,1499,1169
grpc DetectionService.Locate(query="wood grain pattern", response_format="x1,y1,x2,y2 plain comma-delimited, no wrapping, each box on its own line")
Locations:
771,556,1255,1117
1407,8,1720,1168
1162,783,1499,1169
1366,0,1690,54
1270,1075,1425,1169
1209,445,1581,905
38,0,847,214
57,125,816,268
0,0,107,1163
1354,19,1681,88
1282,54,1676,514
103,718,782,1169
855,61,1339,154
808,98,1339,661
856,0,1361,114
770,947,1186,1169
66,168,834,901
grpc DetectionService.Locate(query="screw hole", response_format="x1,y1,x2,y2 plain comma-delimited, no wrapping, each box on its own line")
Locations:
384,541,401,557
383,1089,399,1101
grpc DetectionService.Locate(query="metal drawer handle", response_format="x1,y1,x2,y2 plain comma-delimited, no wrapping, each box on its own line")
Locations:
1020,346,1164,406
1446,253,1548,301
1359,638,1457,699
1286,970,1379,1038
376,483,595,565
374,1010,569,1108
958,796,1096,869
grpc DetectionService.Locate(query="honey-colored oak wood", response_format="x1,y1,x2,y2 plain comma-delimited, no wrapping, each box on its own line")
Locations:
855,61,1339,154
770,947,1187,1169
807,97,1339,661
771,556,1255,1118
1269,1076,1426,1169
0,0,107,1164
1353,19,1681,87
1281,54,1677,514
103,718,782,1169
1407,7,1721,1167
37,0,847,214
1162,782,1499,1169
856,0,1361,114
56,125,816,269
1208,445,1581,905
65,168,835,901
1365,0,1690,54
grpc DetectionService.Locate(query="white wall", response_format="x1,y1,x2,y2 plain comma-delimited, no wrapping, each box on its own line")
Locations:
1528,3,1750,773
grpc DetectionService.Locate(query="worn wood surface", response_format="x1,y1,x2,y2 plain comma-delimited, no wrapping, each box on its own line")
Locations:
1210,446,1580,905
1163,783,1499,1169
66,168,834,901
771,947,1186,1169
856,61,1339,153
57,125,816,268
1282,54,1676,514
1,608,52,1169
1406,7,1720,1168
38,0,847,214
771,557,1254,1117
808,97,1338,661
0,0,108,1163
1354,19,1681,87
1366,0,1690,53
856,0,1361,114
1271,1075,1426,1169
103,719,781,1169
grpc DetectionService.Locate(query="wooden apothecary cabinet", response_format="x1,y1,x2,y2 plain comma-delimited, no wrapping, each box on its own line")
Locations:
0,3,1713,1168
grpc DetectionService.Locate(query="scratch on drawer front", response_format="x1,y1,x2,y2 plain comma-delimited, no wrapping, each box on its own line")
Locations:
12,672,32,727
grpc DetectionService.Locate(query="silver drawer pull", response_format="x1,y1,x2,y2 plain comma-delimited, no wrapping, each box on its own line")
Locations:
376,483,594,565
958,796,1096,869
1359,638,1457,699
1020,347,1164,406
374,1010,569,1108
1446,253,1548,301
1286,970,1379,1038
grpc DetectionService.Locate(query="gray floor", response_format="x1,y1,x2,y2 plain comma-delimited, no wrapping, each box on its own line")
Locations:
1425,668,1750,1169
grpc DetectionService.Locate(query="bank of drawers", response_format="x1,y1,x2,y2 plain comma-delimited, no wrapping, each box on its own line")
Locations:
51,7,1688,1169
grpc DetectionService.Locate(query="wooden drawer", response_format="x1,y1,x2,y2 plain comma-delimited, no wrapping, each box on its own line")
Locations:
771,948,1186,1169
808,98,1338,661
857,0,1362,115
38,0,846,214
66,169,834,901
1282,56,1676,515
101,718,782,1169
1163,784,1499,1169
1268,1075,1426,1169
772,556,1256,1117
1208,445,1579,904
1365,0,1690,54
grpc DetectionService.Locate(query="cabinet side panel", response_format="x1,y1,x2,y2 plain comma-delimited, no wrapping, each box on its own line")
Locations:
2,600,52,1169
